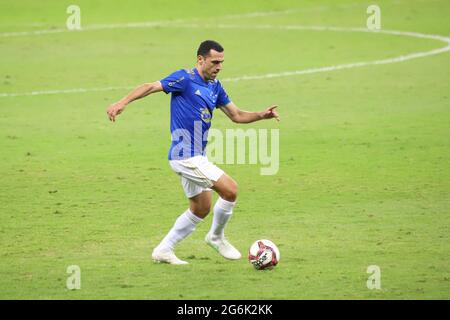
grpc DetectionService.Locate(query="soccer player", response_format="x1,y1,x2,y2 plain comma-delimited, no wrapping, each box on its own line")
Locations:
106,40,279,264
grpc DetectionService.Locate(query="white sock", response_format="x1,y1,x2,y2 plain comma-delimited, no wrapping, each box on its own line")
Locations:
154,209,203,252
209,197,236,240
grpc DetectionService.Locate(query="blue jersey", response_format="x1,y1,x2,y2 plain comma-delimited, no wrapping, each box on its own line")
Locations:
160,68,231,160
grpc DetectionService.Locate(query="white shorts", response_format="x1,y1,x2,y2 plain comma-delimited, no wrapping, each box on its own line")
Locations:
169,155,224,198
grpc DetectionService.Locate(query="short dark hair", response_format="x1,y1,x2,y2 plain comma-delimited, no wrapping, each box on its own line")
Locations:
197,40,224,57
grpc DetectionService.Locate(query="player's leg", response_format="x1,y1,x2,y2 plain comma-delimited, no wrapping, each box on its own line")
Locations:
205,173,242,260
209,173,238,239
153,156,240,263
211,173,238,202
152,178,208,265
189,190,212,219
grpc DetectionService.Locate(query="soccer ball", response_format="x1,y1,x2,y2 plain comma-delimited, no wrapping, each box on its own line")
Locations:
248,239,280,270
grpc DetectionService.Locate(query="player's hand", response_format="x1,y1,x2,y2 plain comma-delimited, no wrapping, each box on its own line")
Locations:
262,105,280,122
106,102,126,122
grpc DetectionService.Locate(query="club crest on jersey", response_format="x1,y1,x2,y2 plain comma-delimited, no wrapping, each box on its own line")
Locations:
200,107,212,123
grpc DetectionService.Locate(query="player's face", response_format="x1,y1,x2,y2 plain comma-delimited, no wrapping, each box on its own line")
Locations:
198,49,224,80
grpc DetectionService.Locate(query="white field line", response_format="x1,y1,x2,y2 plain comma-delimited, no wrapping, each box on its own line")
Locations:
0,86,133,98
0,3,365,38
202,24,450,81
0,19,189,38
0,12,295,38
0,24,449,98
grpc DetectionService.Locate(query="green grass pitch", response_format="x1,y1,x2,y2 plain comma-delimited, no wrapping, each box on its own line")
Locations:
0,0,449,299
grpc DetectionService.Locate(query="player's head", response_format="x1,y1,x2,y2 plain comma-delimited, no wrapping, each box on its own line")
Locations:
196,40,224,81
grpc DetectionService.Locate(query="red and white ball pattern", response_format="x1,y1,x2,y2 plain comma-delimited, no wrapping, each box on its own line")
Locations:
248,239,280,270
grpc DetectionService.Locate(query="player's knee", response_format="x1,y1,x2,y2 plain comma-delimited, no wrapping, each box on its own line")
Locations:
222,182,238,202
191,201,211,218
198,206,211,216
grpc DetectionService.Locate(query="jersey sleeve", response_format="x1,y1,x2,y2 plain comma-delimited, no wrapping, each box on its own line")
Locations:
215,81,231,108
160,69,188,94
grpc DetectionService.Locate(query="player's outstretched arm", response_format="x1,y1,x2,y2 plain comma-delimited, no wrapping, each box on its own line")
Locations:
220,102,280,124
106,81,163,122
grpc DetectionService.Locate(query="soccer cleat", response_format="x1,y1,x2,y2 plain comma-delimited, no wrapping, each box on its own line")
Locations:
151,249,188,265
205,233,242,260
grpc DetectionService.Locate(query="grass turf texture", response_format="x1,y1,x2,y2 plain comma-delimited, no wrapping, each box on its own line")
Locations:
0,0,449,299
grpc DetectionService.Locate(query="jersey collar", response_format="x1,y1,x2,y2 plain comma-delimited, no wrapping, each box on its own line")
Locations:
193,67,215,85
